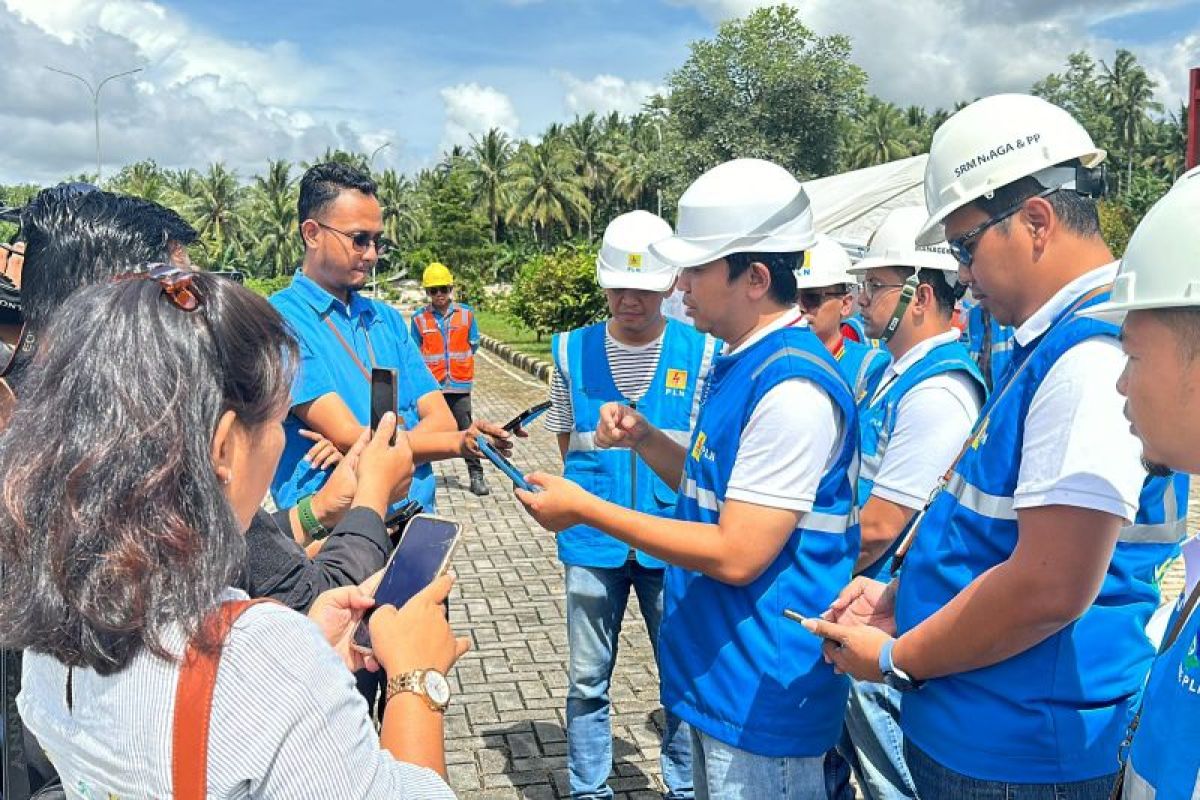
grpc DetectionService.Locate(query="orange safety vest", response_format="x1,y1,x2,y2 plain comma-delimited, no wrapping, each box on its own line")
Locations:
413,304,475,386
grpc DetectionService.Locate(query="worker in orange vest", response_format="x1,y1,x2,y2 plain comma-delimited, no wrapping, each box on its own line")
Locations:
411,261,487,495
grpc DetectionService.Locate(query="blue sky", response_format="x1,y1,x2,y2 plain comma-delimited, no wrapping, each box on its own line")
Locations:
0,0,1197,184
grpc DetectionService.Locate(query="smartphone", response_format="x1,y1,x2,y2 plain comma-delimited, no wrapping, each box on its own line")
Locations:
370,367,399,445
476,435,534,491
503,400,552,433
353,514,462,652
384,500,423,548
782,608,839,642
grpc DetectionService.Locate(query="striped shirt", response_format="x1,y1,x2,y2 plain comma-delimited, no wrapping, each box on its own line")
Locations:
18,588,455,799
544,325,665,434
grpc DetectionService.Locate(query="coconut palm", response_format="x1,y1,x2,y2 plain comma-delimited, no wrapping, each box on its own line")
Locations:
187,163,242,264
506,139,591,246
564,113,616,238
247,159,299,277
846,100,914,168
466,128,515,243
1100,50,1163,193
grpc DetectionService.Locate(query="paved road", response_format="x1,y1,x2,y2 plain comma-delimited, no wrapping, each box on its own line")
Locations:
438,345,1197,799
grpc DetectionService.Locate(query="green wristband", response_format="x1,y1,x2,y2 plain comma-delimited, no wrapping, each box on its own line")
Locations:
297,494,330,540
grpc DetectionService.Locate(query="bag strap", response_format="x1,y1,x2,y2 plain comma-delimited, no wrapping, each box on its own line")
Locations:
172,598,274,800
322,316,378,384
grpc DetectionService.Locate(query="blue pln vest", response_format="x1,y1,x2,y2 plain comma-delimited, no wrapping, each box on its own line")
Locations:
552,319,717,568
838,338,891,405
896,286,1189,783
966,303,1016,389
660,325,860,757
1124,590,1200,799
857,340,985,582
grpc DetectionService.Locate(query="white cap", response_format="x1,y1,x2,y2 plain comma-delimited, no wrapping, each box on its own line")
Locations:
1082,169,1200,323
918,93,1106,246
849,207,959,275
595,210,678,291
793,234,857,289
650,158,817,269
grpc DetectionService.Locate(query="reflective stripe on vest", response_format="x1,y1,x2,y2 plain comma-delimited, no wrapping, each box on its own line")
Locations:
415,305,474,386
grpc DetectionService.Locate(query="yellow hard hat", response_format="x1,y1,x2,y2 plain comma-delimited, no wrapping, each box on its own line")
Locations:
422,262,454,288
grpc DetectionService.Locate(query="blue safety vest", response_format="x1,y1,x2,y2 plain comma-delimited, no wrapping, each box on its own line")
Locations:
966,303,1015,389
660,325,859,757
842,314,869,343
1123,588,1200,799
838,338,891,406
857,339,985,582
896,286,1188,783
551,319,718,568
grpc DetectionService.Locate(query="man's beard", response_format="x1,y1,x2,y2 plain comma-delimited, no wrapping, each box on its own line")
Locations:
1142,457,1172,478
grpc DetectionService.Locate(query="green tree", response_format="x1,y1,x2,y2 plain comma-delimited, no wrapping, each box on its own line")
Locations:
506,244,606,338
187,163,243,266
1099,50,1162,193
105,160,169,203
466,128,515,244
662,5,866,192
846,99,914,167
564,113,616,239
247,159,300,277
507,139,591,246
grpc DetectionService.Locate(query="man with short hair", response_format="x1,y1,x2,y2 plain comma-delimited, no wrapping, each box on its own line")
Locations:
807,94,1187,799
520,159,860,797
544,210,713,800
270,162,504,515
1082,167,1200,799
832,206,985,800
794,234,890,403
411,261,487,496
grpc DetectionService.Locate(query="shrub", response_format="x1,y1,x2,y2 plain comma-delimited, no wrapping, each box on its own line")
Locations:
507,244,606,339
244,274,292,298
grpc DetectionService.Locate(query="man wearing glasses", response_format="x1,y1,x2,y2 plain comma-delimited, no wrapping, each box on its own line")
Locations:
411,261,488,496
805,94,1187,799
270,163,503,518
793,234,890,403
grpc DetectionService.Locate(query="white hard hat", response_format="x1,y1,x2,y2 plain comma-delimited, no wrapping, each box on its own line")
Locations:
917,93,1107,246
650,158,816,269
595,210,678,291
850,207,959,276
793,234,857,289
1082,169,1200,323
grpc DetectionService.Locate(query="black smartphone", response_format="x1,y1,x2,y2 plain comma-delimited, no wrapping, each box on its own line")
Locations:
370,367,398,445
782,609,839,642
384,500,423,548
503,400,552,433
353,514,462,652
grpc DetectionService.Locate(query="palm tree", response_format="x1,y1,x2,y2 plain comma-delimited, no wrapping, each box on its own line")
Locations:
466,128,515,243
1100,50,1163,193
107,160,168,203
1140,103,1188,181
188,163,242,265
564,113,616,239
506,139,591,246
846,101,913,168
247,159,300,277
376,168,424,271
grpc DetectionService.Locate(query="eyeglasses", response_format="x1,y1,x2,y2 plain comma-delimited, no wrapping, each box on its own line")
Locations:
316,221,390,256
798,289,848,311
427,285,452,295
113,263,201,312
947,187,1058,266
860,279,908,299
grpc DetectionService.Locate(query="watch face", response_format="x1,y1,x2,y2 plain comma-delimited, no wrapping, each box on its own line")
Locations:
423,670,451,705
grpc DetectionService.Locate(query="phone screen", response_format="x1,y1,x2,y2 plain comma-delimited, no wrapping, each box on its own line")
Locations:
354,515,461,650
370,368,398,443
476,435,533,491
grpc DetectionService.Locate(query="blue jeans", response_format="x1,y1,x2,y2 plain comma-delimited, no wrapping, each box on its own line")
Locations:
566,562,693,799
905,741,1117,800
835,679,917,800
691,728,833,799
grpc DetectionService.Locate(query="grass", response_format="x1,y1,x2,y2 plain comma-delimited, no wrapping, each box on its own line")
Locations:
475,309,553,362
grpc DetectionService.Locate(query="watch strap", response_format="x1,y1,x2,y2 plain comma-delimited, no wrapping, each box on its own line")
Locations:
386,669,449,711
297,494,330,540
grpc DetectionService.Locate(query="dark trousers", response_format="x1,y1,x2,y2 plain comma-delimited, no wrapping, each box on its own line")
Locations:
444,391,482,478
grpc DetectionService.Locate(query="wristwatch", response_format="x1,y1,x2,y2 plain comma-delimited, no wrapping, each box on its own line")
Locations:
386,668,452,711
879,638,924,693
296,494,330,540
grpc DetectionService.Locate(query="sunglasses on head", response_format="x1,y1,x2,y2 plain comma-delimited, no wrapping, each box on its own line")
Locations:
316,221,390,256
113,263,202,312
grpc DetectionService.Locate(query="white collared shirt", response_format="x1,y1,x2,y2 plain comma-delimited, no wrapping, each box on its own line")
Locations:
725,307,845,513
1011,262,1145,521
866,329,984,510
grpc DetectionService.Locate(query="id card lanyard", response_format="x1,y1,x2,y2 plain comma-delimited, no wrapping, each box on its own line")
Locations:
889,284,1110,573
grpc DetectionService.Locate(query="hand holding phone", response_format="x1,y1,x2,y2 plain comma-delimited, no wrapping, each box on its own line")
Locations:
370,368,399,445
503,400,551,433
476,435,534,492
783,609,841,643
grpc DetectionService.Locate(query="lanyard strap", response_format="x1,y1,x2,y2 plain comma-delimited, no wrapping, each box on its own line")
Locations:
890,284,1111,573
323,315,378,383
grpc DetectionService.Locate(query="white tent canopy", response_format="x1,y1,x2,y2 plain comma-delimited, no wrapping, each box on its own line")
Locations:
802,155,929,254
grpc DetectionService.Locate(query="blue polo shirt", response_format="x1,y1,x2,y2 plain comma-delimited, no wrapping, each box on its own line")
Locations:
270,271,440,512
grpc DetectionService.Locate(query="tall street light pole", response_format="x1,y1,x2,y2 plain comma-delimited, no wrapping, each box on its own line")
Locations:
45,66,144,182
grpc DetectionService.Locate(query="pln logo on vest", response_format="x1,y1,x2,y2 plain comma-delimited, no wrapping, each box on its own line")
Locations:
690,431,716,463
1179,631,1200,695
665,368,689,396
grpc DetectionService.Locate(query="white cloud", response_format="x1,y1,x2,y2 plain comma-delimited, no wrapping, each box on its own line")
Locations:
664,0,1200,112
557,72,666,116
0,0,396,183
439,83,520,151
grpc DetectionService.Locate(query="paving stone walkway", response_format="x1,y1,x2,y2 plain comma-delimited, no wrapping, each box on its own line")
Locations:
436,346,1198,799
